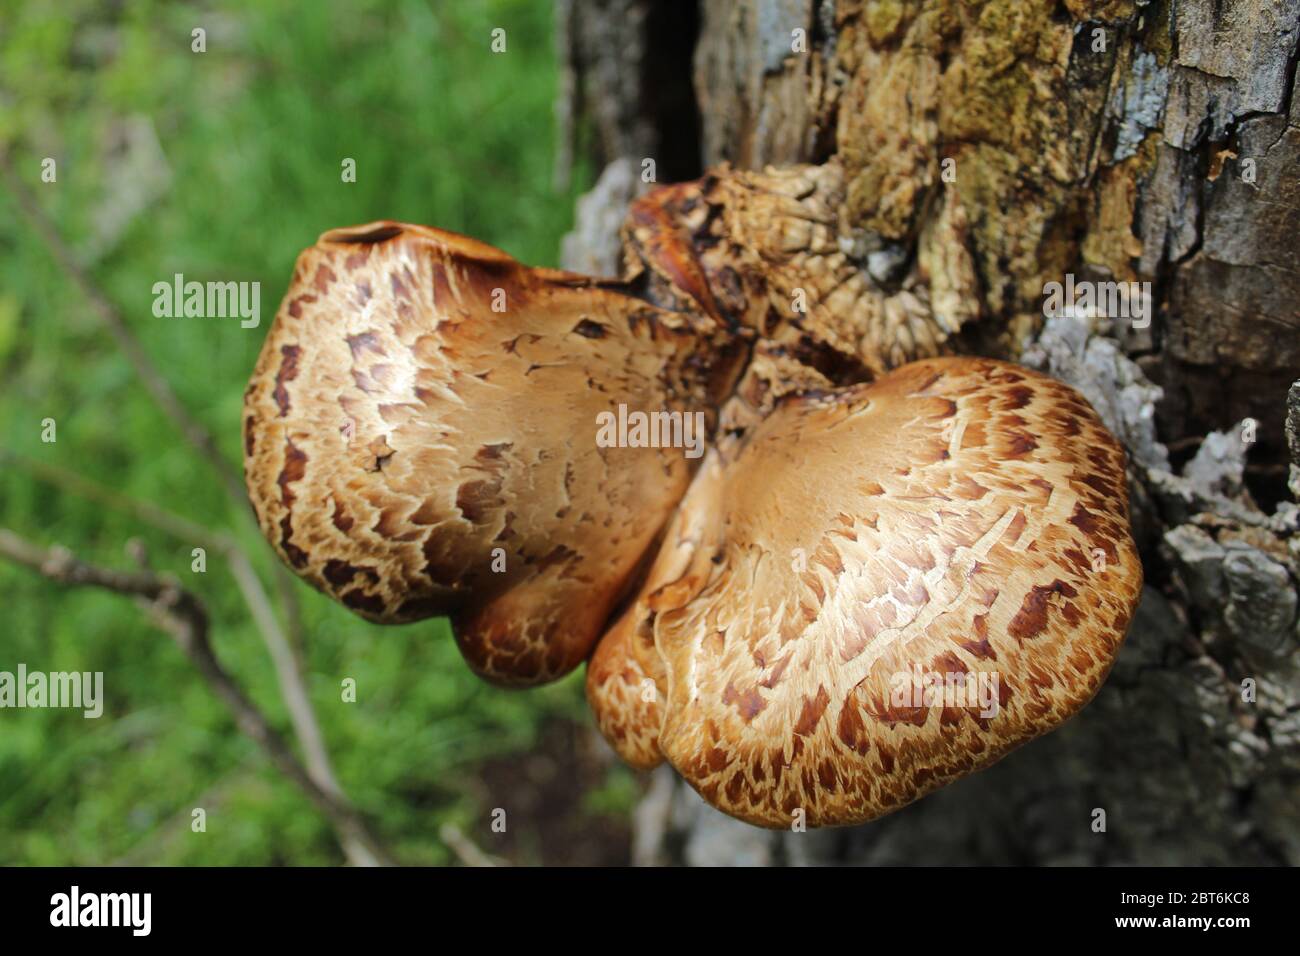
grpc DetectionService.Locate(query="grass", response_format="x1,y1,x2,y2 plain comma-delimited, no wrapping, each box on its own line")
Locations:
0,0,619,865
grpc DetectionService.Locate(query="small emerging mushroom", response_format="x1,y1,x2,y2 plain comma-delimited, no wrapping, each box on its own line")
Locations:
243,162,1142,827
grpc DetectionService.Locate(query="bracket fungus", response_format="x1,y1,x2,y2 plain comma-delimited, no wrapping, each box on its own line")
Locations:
243,162,1142,828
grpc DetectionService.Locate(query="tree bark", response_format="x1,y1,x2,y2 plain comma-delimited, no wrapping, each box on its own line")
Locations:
561,0,1300,865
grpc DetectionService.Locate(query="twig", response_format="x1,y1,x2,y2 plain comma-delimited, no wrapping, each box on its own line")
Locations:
439,822,508,867
227,552,341,795
0,155,245,506
0,151,308,655
0,450,378,862
0,154,312,674
0,156,365,860
0,528,397,866
0,451,229,551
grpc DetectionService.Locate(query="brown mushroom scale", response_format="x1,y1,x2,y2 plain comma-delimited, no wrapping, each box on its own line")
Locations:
243,162,1142,828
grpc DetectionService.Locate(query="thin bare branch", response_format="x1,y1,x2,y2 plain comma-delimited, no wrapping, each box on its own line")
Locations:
226,552,342,796
439,822,508,867
0,452,374,860
0,450,230,552
0,528,397,866
0,156,360,858
0,154,246,506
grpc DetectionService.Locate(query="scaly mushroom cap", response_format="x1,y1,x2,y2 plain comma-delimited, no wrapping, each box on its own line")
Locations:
245,168,1143,827
242,222,734,685
587,356,1142,827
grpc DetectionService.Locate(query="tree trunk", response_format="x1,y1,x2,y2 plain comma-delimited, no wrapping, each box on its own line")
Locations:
561,0,1300,865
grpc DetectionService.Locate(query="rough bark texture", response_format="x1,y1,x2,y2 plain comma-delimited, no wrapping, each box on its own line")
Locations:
561,0,1300,864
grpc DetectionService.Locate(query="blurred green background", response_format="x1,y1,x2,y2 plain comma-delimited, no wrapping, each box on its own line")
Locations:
0,0,638,865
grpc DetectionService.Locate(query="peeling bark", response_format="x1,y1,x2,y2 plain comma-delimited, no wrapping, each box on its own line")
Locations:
564,0,1300,864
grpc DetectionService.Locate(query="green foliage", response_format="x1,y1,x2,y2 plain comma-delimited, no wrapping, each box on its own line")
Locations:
0,0,594,864
582,765,642,820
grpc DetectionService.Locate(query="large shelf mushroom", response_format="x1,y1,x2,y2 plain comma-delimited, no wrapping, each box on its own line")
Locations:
243,161,1142,828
